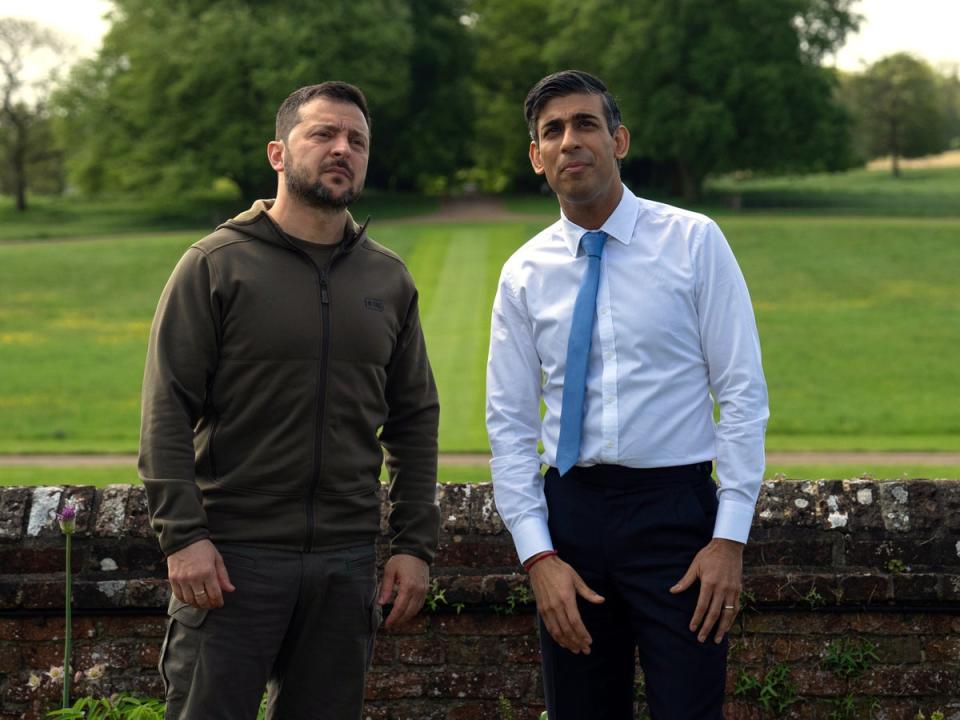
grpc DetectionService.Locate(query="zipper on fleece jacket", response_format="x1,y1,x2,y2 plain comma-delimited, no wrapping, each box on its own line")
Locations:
305,267,332,553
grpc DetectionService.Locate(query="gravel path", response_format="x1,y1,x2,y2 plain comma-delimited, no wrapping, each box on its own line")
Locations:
2,452,959,467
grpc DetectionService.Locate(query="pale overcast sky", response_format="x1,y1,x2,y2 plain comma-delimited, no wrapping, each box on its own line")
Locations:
1,0,957,72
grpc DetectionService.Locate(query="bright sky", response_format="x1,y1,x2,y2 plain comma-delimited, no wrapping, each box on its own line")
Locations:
1,0,957,72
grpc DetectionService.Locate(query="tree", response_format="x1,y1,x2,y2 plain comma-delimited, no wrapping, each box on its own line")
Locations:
468,0,552,191
0,18,67,210
541,0,861,200
54,0,477,200
847,53,946,176
936,64,960,150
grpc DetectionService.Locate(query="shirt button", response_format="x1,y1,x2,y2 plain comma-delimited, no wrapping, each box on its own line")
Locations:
599,307,609,316
605,441,614,449
604,396,613,404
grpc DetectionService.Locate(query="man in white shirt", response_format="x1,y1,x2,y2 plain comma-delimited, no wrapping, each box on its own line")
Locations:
486,70,768,718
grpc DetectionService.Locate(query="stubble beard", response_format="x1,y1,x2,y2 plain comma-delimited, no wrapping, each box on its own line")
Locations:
284,159,364,210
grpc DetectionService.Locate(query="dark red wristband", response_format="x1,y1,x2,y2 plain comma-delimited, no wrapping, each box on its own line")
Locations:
523,550,558,572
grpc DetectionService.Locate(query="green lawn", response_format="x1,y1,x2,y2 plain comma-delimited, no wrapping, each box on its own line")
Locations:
1,215,959,454
1,164,959,459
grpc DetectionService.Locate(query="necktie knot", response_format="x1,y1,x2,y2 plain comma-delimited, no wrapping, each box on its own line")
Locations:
580,231,607,258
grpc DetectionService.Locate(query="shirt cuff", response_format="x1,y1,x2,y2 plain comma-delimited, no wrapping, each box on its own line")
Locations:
712,497,756,544
510,516,554,566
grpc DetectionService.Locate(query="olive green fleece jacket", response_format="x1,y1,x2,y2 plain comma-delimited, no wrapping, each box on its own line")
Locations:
139,200,440,562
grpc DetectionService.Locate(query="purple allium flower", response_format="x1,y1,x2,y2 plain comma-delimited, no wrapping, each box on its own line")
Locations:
57,502,77,534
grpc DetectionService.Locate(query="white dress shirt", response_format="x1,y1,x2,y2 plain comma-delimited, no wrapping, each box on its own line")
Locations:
486,185,769,563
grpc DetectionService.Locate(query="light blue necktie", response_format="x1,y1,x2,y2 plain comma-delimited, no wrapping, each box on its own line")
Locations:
556,230,608,476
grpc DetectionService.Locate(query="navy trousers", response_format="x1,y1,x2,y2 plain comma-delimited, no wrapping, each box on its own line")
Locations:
540,462,727,720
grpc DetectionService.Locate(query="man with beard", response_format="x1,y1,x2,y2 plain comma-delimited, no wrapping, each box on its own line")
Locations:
140,82,440,719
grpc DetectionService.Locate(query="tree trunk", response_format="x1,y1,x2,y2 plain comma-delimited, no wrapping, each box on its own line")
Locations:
890,153,900,178
677,162,703,203
12,119,27,211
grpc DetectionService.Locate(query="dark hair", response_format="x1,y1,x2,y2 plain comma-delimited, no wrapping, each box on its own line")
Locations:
524,70,621,142
275,82,371,141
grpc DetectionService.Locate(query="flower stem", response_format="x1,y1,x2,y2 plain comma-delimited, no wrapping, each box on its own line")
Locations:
62,532,72,709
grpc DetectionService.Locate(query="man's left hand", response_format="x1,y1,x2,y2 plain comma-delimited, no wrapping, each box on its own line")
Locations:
670,538,744,644
378,553,430,629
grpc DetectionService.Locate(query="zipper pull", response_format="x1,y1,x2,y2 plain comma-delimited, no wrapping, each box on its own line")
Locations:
319,270,329,304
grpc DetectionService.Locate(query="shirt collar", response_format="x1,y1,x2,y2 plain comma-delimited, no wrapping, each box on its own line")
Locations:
559,183,640,256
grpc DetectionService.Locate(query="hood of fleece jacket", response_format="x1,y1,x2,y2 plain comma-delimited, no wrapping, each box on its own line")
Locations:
217,198,370,252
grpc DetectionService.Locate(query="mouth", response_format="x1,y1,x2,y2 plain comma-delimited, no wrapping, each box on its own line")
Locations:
560,161,590,174
323,164,353,180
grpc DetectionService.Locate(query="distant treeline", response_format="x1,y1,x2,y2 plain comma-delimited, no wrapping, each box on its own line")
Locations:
3,0,960,206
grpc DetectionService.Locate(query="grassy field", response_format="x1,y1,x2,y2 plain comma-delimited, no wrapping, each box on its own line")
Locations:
2,216,958,456
1,164,959,481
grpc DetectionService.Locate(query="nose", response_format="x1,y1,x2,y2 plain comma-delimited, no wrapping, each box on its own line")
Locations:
330,132,351,157
560,124,580,152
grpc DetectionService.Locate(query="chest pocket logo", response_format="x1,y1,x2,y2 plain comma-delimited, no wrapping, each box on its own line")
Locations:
364,298,384,312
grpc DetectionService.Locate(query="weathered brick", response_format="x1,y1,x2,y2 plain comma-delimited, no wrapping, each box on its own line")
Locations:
503,635,540,665
26,488,62,538
744,538,834,567
849,612,957,636
0,643,21,672
435,541,520,570
874,635,924,664
93,486,130,537
437,484,473,534
137,643,160,668
922,635,960,662
99,615,166,639
0,546,73,575
744,612,850,635
436,614,535,637
942,483,960,532
843,479,886,531
364,670,433,699
469,483,504,535
427,668,529,699
892,572,941,602
859,665,959,695
766,636,828,664
379,616,428,636
444,636,504,666
123,487,154,538
838,573,892,604
396,636,445,665
371,635,395,665
789,666,846,696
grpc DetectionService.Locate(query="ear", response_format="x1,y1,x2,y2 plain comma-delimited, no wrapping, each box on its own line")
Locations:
267,140,285,173
613,125,630,161
529,140,545,175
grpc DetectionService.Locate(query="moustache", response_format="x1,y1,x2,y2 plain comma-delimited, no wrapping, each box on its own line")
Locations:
321,160,353,180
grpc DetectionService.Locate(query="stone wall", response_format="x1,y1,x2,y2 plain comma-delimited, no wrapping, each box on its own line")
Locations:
1,480,959,719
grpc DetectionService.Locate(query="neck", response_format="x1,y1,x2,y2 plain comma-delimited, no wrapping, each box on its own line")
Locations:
267,193,349,245
558,181,623,230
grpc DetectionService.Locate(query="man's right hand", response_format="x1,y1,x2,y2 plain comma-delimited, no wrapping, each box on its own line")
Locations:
528,554,604,654
167,539,235,609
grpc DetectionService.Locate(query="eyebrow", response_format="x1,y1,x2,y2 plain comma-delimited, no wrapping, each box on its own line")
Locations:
305,121,369,139
540,112,603,131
